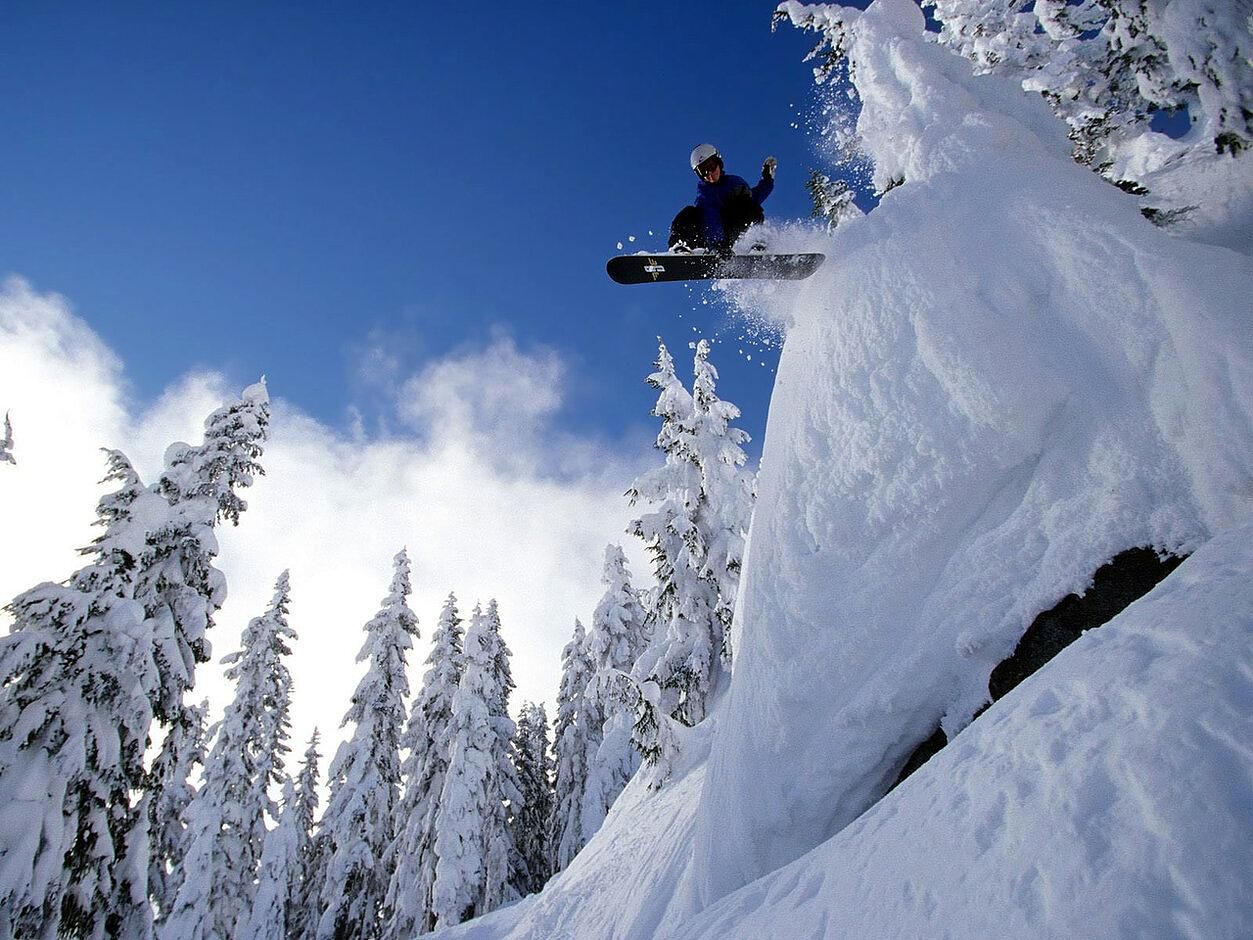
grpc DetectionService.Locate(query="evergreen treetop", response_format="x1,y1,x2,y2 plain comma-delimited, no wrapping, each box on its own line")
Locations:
313,549,418,940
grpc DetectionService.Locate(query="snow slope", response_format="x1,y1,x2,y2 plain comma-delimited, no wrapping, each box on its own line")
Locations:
435,0,1253,936
679,521,1253,939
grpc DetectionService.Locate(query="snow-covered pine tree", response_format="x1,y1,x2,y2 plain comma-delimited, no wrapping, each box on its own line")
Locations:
285,730,322,940
159,570,298,940
580,545,649,838
806,169,861,231
239,777,301,940
313,550,419,940
137,383,270,921
0,411,13,464
785,0,1251,190
627,340,718,729
147,698,209,922
484,600,515,718
625,340,754,781
550,618,594,871
383,592,465,939
0,450,163,939
142,380,270,730
923,0,1165,167
511,702,554,896
430,603,522,929
689,338,754,670
483,599,525,905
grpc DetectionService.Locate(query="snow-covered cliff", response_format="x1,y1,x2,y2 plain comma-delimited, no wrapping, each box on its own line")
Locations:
439,1,1253,936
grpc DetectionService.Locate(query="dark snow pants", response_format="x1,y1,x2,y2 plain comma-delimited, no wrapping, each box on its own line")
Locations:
668,195,765,254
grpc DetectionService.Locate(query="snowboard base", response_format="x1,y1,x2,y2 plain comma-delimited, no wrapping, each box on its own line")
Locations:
606,252,825,285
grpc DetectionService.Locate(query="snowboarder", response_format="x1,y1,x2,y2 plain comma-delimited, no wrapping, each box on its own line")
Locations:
669,144,776,256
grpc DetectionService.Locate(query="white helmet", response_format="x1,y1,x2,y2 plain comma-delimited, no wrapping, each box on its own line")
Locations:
690,143,720,172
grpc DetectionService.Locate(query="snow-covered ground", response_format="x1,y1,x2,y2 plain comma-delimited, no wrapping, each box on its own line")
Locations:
677,520,1253,939
436,0,1253,936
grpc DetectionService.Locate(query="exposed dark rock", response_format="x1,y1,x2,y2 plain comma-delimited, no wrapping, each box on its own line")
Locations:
889,547,1186,792
987,547,1185,702
889,724,947,793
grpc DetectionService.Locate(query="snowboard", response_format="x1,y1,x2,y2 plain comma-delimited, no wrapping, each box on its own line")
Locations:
606,251,825,285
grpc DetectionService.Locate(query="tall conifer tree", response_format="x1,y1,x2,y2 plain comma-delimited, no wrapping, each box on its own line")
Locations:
627,341,753,780
285,730,322,940
239,778,301,940
384,593,464,938
0,384,269,939
147,698,209,923
581,545,649,837
0,452,162,938
313,551,418,940
141,381,270,729
550,619,594,871
431,603,522,929
689,338,754,670
159,571,298,940
139,383,270,919
627,342,715,728
511,702,554,896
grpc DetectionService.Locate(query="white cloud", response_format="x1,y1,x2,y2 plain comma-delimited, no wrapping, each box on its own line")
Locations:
398,332,564,446
0,276,651,759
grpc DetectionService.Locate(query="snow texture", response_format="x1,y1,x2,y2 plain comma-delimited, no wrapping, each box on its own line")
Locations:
432,0,1253,936
676,521,1253,938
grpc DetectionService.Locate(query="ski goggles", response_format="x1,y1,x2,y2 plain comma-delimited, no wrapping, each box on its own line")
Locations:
695,156,722,179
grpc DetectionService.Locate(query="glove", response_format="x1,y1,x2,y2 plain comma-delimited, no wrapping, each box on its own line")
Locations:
762,156,777,180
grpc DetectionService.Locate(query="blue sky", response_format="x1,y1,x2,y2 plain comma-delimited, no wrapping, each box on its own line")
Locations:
1,2,834,457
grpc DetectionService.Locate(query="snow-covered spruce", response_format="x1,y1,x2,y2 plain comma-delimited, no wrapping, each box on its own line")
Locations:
936,0,1250,161
311,550,418,940
430,602,522,929
579,545,649,840
383,592,465,939
0,451,162,938
806,170,862,231
159,571,298,940
146,698,209,921
482,599,529,901
627,342,706,740
0,383,268,940
138,381,270,925
549,618,593,872
285,730,323,940
510,702,554,896
627,339,754,776
783,0,1253,236
141,380,270,728
688,339,754,669
238,777,302,940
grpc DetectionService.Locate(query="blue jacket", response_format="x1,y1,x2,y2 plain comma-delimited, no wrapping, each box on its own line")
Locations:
695,172,773,246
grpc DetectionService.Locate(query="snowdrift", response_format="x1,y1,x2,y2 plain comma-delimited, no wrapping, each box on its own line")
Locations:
679,521,1253,939
438,0,1253,936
